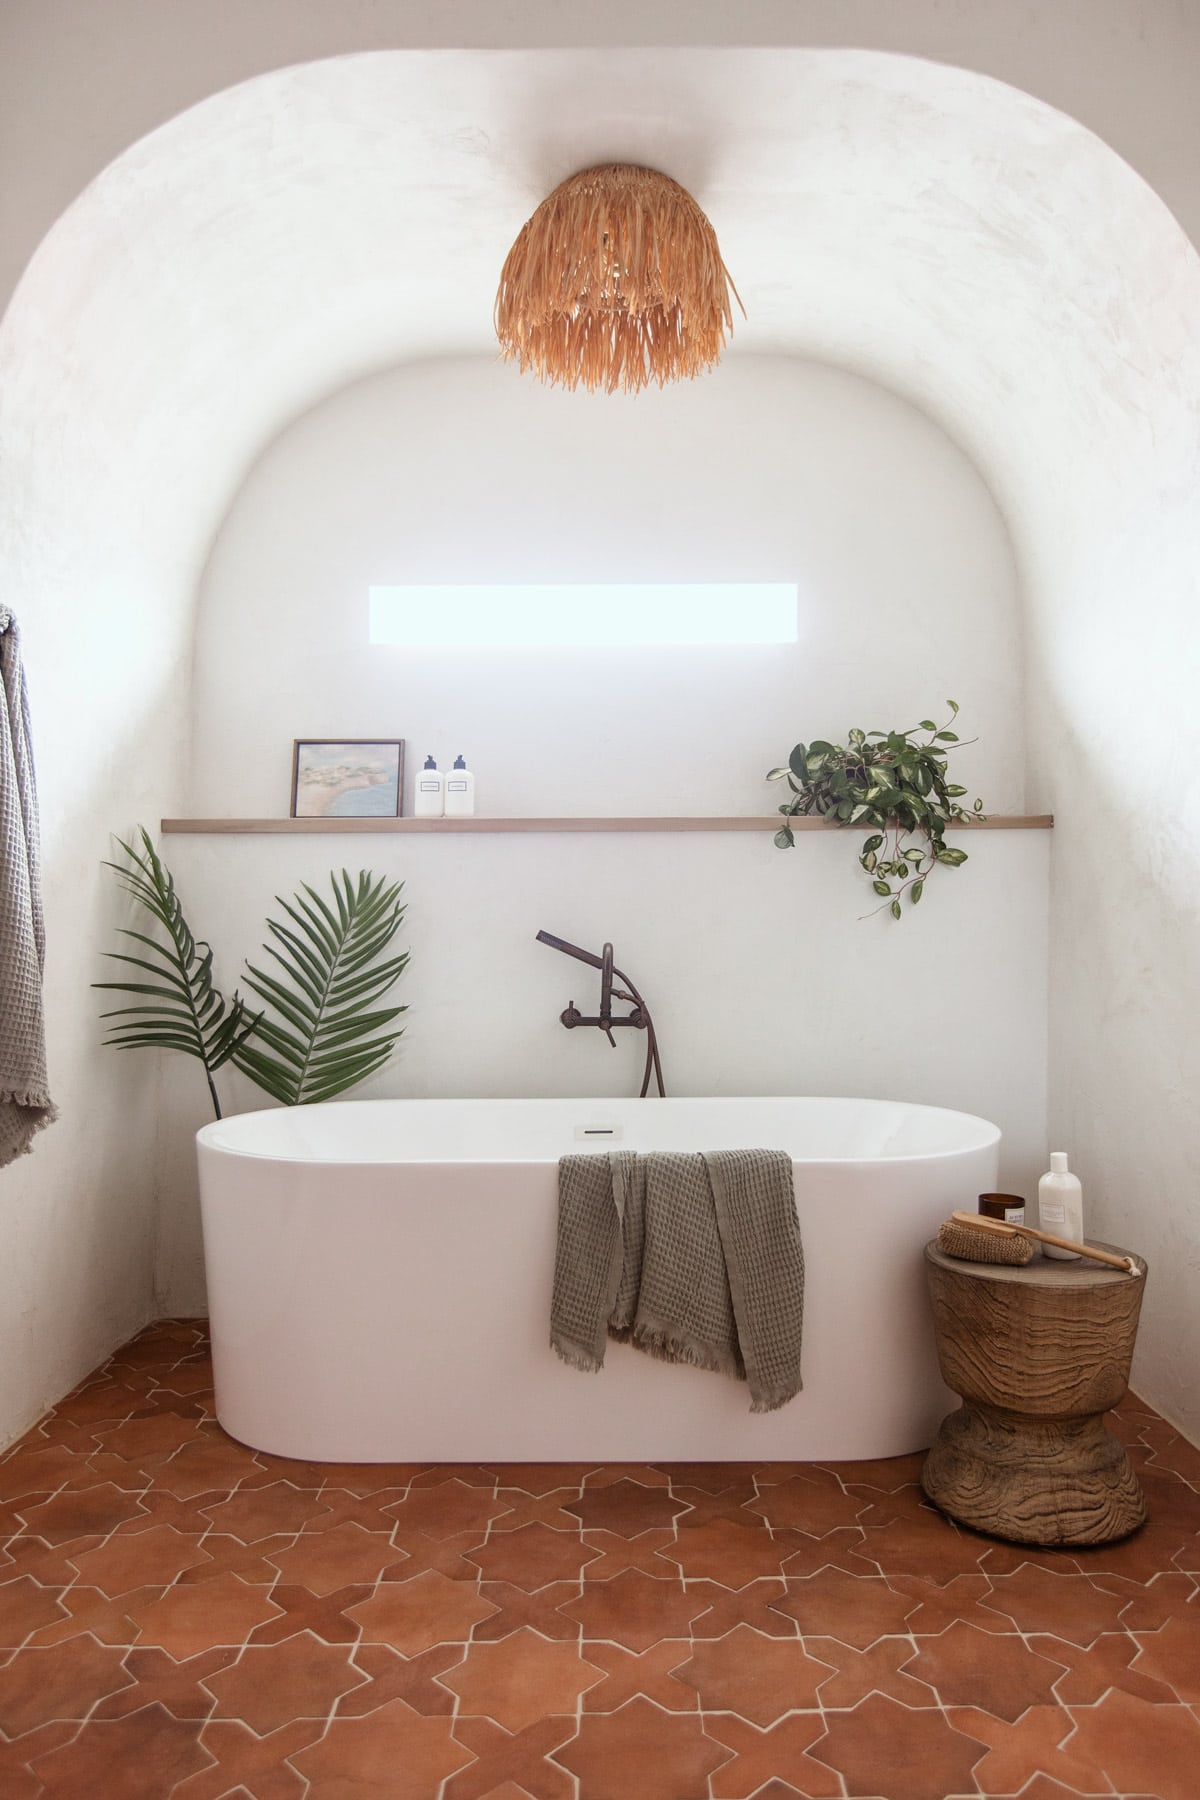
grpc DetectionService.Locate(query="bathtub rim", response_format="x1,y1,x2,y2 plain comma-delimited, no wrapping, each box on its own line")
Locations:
195,1093,1001,1167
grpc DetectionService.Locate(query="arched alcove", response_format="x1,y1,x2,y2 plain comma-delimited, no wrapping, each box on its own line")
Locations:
1,48,1196,1439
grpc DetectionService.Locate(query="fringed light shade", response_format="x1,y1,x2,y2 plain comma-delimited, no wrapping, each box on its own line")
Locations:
494,164,743,394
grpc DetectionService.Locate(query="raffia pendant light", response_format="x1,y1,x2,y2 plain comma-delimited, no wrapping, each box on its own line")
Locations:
494,164,743,394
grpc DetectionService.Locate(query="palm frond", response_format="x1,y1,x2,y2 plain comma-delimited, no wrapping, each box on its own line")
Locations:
95,828,257,1118
233,869,408,1106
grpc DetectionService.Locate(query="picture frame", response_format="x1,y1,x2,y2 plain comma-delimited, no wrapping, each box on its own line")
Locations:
290,739,405,819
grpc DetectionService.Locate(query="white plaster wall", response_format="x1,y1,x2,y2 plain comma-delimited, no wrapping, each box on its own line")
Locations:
156,353,1044,1311
188,356,1024,820
0,19,1196,1447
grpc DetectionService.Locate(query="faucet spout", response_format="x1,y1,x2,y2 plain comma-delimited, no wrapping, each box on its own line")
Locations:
535,928,666,1097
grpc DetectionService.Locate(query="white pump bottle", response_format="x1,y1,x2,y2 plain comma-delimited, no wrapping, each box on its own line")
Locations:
444,754,476,818
414,755,445,818
1039,1152,1083,1259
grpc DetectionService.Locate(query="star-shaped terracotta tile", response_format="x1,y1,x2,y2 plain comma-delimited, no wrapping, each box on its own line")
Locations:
347,1571,499,1655
0,1575,69,1647
563,1571,711,1651
746,1475,866,1537
466,1523,600,1588
660,1519,794,1587
265,1523,405,1596
440,1628,604,1729
770,1567,914,1647
1049,1687,1200,1800
0,1444,91,1502
98,1412,205,1463
199,1482,331,1543
981,1563,1132,1645
553,1696,732,1799
291,1696,474,1796
385,1479,507,1542
30,1702,211,1798
201,1629,366,1732
903,1618,1066,1719
652,1462,758,1495
675,1624,833,1722
17,1483,148,1545
810,1691,984,1800
565,1479,686,1538
127,1571,284,1656
67,1523,209,1595
0,1635,134,1735
152,1435,260,1499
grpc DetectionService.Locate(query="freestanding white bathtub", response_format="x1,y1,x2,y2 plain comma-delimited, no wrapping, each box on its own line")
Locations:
196,1096,999,1463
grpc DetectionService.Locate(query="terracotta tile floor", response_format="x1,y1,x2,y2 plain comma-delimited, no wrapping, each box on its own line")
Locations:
1,1322,1198,1798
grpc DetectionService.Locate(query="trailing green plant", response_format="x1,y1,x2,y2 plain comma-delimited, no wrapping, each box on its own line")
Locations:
767,702,985,919
96,835,409,1114
231,870,409,1106
95,829,258,1118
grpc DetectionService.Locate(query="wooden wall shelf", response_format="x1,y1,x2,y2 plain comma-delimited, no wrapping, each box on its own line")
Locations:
161,815,1053,835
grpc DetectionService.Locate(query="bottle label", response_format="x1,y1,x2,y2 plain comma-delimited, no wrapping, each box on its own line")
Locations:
419,778,440,792
447,780,468,792
1040,1196,1067,1227
1000,1203,1025,1224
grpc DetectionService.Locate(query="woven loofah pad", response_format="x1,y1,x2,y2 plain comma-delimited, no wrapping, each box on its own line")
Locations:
936,1220,1034,1265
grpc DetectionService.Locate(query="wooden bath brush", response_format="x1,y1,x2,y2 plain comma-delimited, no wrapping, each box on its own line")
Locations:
937,1210,1141,1275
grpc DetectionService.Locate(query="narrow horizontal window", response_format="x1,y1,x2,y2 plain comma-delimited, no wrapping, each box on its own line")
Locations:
369,584,798,648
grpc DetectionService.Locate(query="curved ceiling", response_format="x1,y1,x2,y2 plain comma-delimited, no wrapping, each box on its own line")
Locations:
2,44,1196,596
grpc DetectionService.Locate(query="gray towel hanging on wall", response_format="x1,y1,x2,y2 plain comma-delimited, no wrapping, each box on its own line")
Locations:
0,608,57,1165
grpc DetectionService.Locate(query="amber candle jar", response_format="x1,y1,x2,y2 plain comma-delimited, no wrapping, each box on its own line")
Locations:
979,1192,1026,1225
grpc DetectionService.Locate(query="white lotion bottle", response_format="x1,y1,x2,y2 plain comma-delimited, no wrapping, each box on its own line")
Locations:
414,754,445,818
443,754,475,818
1039,1152,1083,1259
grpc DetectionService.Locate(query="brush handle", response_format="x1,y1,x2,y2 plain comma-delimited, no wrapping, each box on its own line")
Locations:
949,1211,1140,1274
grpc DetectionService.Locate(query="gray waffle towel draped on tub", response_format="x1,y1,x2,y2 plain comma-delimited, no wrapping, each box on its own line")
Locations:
0,609,56,1168
551,1149,804,1413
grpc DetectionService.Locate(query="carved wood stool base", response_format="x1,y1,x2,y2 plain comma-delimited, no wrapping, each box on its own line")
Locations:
922,1400,1147,1545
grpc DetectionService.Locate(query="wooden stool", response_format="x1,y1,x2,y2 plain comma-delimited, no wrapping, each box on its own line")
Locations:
922,1239,1148,1545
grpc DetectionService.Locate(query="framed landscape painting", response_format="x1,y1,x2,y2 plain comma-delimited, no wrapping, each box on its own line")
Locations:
291,739,405,819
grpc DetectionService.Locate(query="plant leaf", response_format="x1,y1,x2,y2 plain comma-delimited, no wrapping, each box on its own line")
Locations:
233,872,408,1105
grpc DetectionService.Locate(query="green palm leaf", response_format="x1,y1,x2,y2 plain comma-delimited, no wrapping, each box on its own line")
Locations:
95,828,258,1118
233,869,408,1106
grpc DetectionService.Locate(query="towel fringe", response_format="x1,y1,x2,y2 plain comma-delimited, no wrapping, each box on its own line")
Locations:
550,1336,605,1375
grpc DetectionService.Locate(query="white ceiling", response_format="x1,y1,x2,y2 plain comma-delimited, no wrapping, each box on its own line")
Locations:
1,47,1196,597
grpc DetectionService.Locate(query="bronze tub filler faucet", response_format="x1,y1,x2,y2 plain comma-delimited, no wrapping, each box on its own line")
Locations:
535,931,666,1098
